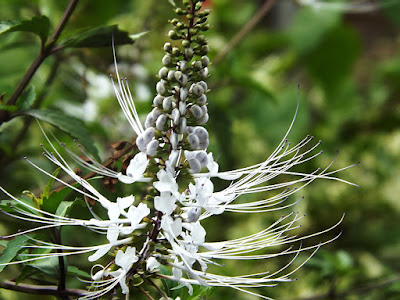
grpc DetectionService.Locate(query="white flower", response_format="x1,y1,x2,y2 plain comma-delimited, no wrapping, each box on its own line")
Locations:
117,152,149,184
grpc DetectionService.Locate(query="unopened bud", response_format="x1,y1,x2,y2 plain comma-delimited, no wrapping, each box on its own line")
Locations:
188,158,201,173
146,139,159,156
180,88,188,101
196,94,207,105
158,67,169,79
179,101,187,115
188,133,200,149
162,54,172,66
156,81,166,95
199,67,209,78
163,96,173,111
195,151,208,167
153,95,164,106
199,113,209,125
170,132,178,150
190,104,203,119
185,48,194,60
143,127,156,143
172,108,180,125
201,56,210,67
156,114,167,130
180,117,187,133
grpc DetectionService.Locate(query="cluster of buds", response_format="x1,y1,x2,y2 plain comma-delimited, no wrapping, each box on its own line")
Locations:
0,0,357,299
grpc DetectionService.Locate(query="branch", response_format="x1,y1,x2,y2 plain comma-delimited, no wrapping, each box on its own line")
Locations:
0,280,87,297
213,0,276,65
0,0,79,125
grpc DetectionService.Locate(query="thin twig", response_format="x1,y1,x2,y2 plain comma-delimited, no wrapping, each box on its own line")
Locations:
213,0,276,65
0,280,87,297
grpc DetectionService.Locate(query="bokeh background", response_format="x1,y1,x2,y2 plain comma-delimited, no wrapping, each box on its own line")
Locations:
1,0,400,299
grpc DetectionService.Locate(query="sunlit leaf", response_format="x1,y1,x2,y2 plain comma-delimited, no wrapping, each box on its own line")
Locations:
0,236,29,272
0,16,50,43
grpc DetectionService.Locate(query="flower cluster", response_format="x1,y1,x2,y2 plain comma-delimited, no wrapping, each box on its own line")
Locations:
0,0,357,299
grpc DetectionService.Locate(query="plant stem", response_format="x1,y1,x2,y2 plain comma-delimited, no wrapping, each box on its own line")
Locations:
0,280,87,297
213,0,276,65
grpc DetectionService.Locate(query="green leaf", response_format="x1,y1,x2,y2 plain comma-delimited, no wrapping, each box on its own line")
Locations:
0,236,29,272
0,16,50,43
60,25,146,48
55,200,75,217
0,104,18,112
67,266,91,279
42,168,61,200
22,108,100,161
29,256,60,278
16,85,36,111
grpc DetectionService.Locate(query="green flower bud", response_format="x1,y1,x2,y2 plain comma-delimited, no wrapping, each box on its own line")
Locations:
182,40,190,48
189,27,199,36
200,45,209,55
163,42,172,52
187,14,194,20
172,47,180,56
195,2,202,11
179,61,188,71
170,18,179,25
201,56,210,67
175,8,186,15
168,30,180,40
200,23,210,31
185,48,194,60
198,67,209,78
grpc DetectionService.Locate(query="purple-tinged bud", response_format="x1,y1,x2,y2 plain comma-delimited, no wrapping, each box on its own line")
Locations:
146,139,159,156
163,96,173,111
190,104,203,119
188,133,200,149
196,94,207,105
156,114,167,130
188,158,201,173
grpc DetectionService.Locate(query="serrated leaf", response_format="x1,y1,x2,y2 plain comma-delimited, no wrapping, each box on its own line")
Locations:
60,25,146,48
29,256,60,278
0,16,50,43
0,236,29,272
22,108,100,161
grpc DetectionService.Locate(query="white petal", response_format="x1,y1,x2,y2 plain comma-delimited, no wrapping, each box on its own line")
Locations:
88,245,112,262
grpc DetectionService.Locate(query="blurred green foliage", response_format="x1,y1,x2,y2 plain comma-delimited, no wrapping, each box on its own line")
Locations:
0,0,400,299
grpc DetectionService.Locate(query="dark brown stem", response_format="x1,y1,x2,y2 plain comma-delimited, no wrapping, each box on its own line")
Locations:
51,227,69,299
1,0,79,125
0,280,87,297
213,0,276,65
